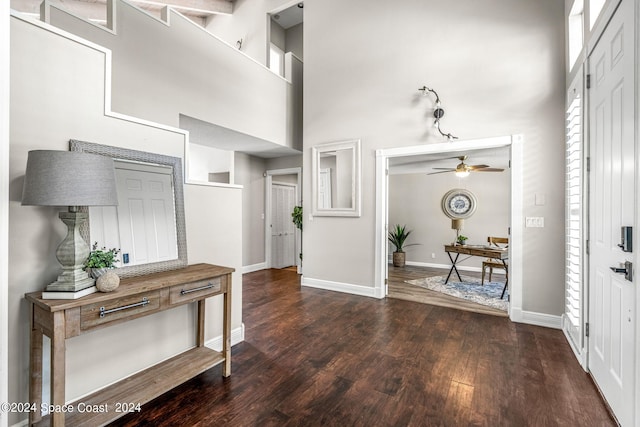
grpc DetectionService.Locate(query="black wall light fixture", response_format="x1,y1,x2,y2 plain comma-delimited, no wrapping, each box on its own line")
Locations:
418,86,458,140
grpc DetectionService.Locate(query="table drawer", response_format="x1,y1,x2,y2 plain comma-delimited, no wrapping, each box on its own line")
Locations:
81,291,161,331
169,277,224,305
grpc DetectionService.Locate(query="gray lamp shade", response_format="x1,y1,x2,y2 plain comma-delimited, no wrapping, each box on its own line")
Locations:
22,150,118,207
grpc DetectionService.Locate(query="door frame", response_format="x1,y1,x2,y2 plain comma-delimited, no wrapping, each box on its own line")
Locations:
265,167,302,272
1,2,9,424
374,135,524,320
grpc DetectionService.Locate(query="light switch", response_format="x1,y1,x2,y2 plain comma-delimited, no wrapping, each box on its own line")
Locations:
535,193,546,206
525,217,545,228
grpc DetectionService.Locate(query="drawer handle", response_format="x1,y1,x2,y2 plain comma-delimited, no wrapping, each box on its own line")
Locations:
181,283,216,295
100,297,149,318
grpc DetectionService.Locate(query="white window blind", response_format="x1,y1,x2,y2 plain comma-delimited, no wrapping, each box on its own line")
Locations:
564,88,583,351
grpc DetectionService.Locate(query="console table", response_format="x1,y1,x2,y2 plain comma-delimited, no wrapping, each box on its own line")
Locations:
25,263,233,427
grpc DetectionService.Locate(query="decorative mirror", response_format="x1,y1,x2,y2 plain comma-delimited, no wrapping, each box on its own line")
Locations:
70,140,188,278
312,139,361,217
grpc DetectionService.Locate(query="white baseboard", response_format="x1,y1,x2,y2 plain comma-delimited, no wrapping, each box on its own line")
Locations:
206,324,245,351
242,262,266,274
404,260,506,275
301,276,384,299
510,307,562,329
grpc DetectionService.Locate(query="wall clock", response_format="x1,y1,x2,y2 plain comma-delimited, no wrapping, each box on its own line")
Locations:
441,188,477,219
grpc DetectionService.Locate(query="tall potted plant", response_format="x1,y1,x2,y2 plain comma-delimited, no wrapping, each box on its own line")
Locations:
388,224,417,267
291,205,303,262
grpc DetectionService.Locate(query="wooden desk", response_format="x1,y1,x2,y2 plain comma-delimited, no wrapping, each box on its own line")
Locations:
25,263,233,427
444,244,508,287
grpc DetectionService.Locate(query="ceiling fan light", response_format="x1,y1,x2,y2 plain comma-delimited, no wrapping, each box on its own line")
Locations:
455,170,470,178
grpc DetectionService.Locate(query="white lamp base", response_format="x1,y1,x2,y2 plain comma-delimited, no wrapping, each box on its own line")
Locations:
45,211,95,292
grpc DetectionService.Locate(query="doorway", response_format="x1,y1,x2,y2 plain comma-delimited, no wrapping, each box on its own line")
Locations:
271,183,297,269
375,135,524,320
265,168,302,272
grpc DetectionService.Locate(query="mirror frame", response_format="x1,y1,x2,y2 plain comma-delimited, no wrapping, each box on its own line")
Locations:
70,139,188,278
311,139,361,217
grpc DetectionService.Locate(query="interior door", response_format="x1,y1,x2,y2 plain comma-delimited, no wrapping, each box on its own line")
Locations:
271,184,296,269
116,166,178,266
318,168,332,209
587,0,635,424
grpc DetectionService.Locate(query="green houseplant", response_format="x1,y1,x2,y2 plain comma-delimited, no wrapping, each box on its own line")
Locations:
456,234,468,246
291,205,303,261
84,242,121,279
388,224,418,267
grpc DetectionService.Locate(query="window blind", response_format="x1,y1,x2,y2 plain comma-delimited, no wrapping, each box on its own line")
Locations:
565,91,583,350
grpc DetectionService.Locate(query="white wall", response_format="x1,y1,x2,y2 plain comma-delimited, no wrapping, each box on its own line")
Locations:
188,143,234,183
389,170,510,269
235,153,266,267
8,15,242,425
206,0,293,66
302,0,566,316
45,0,295,150
286,23,303,60
270,19,286,51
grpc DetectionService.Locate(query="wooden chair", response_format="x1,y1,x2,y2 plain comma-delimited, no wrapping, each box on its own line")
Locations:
482,237,509,298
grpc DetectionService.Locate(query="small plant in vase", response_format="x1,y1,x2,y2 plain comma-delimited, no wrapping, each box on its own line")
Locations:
388,224,419,267
456,235,468,246
84,242,121,279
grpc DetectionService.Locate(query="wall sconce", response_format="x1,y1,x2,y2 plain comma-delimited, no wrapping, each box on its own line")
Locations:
22,150,118,292
418,86,458,140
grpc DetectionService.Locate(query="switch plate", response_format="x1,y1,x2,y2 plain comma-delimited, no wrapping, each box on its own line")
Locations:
525,217,545,228
535,193,546,206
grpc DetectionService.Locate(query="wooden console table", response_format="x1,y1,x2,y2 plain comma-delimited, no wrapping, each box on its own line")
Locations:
25,263,233,427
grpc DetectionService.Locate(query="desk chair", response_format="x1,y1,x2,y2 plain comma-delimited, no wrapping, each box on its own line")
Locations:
482,237,509,298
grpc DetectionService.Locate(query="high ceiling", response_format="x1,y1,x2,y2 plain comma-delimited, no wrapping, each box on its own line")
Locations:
270,2,303,30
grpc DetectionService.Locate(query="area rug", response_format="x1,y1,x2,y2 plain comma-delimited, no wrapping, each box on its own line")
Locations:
405,275,508,312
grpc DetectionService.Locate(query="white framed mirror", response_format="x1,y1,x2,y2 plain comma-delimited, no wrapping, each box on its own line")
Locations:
312,139,361,217
70,140,188,278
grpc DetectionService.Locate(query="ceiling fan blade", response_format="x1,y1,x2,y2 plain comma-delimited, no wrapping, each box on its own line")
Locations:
473,168,505,172
432,167,456,171
467,164,490,170
427,170,455,175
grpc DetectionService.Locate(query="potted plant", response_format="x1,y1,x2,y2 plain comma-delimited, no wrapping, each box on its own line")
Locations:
388,224,418,267
456,234,468,246
84,242,121,279
291,205,303,261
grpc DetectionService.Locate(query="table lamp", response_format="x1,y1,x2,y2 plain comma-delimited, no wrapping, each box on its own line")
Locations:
451,218,464,244
22,150,118,292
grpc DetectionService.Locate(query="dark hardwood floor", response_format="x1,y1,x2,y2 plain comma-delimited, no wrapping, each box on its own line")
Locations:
113,269,614,427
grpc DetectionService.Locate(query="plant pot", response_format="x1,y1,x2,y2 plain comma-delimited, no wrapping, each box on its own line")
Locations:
87,267,110,279
392,251,406,267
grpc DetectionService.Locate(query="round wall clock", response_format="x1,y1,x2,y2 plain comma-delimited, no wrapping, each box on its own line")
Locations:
441,188,477,219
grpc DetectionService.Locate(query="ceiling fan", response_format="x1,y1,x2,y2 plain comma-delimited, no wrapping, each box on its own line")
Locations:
428,156,505,177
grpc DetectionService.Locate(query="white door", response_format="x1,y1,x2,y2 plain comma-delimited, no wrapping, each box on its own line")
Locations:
271,184,296,268
116,165,178,266
588,0,635,424
318,168,332,209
